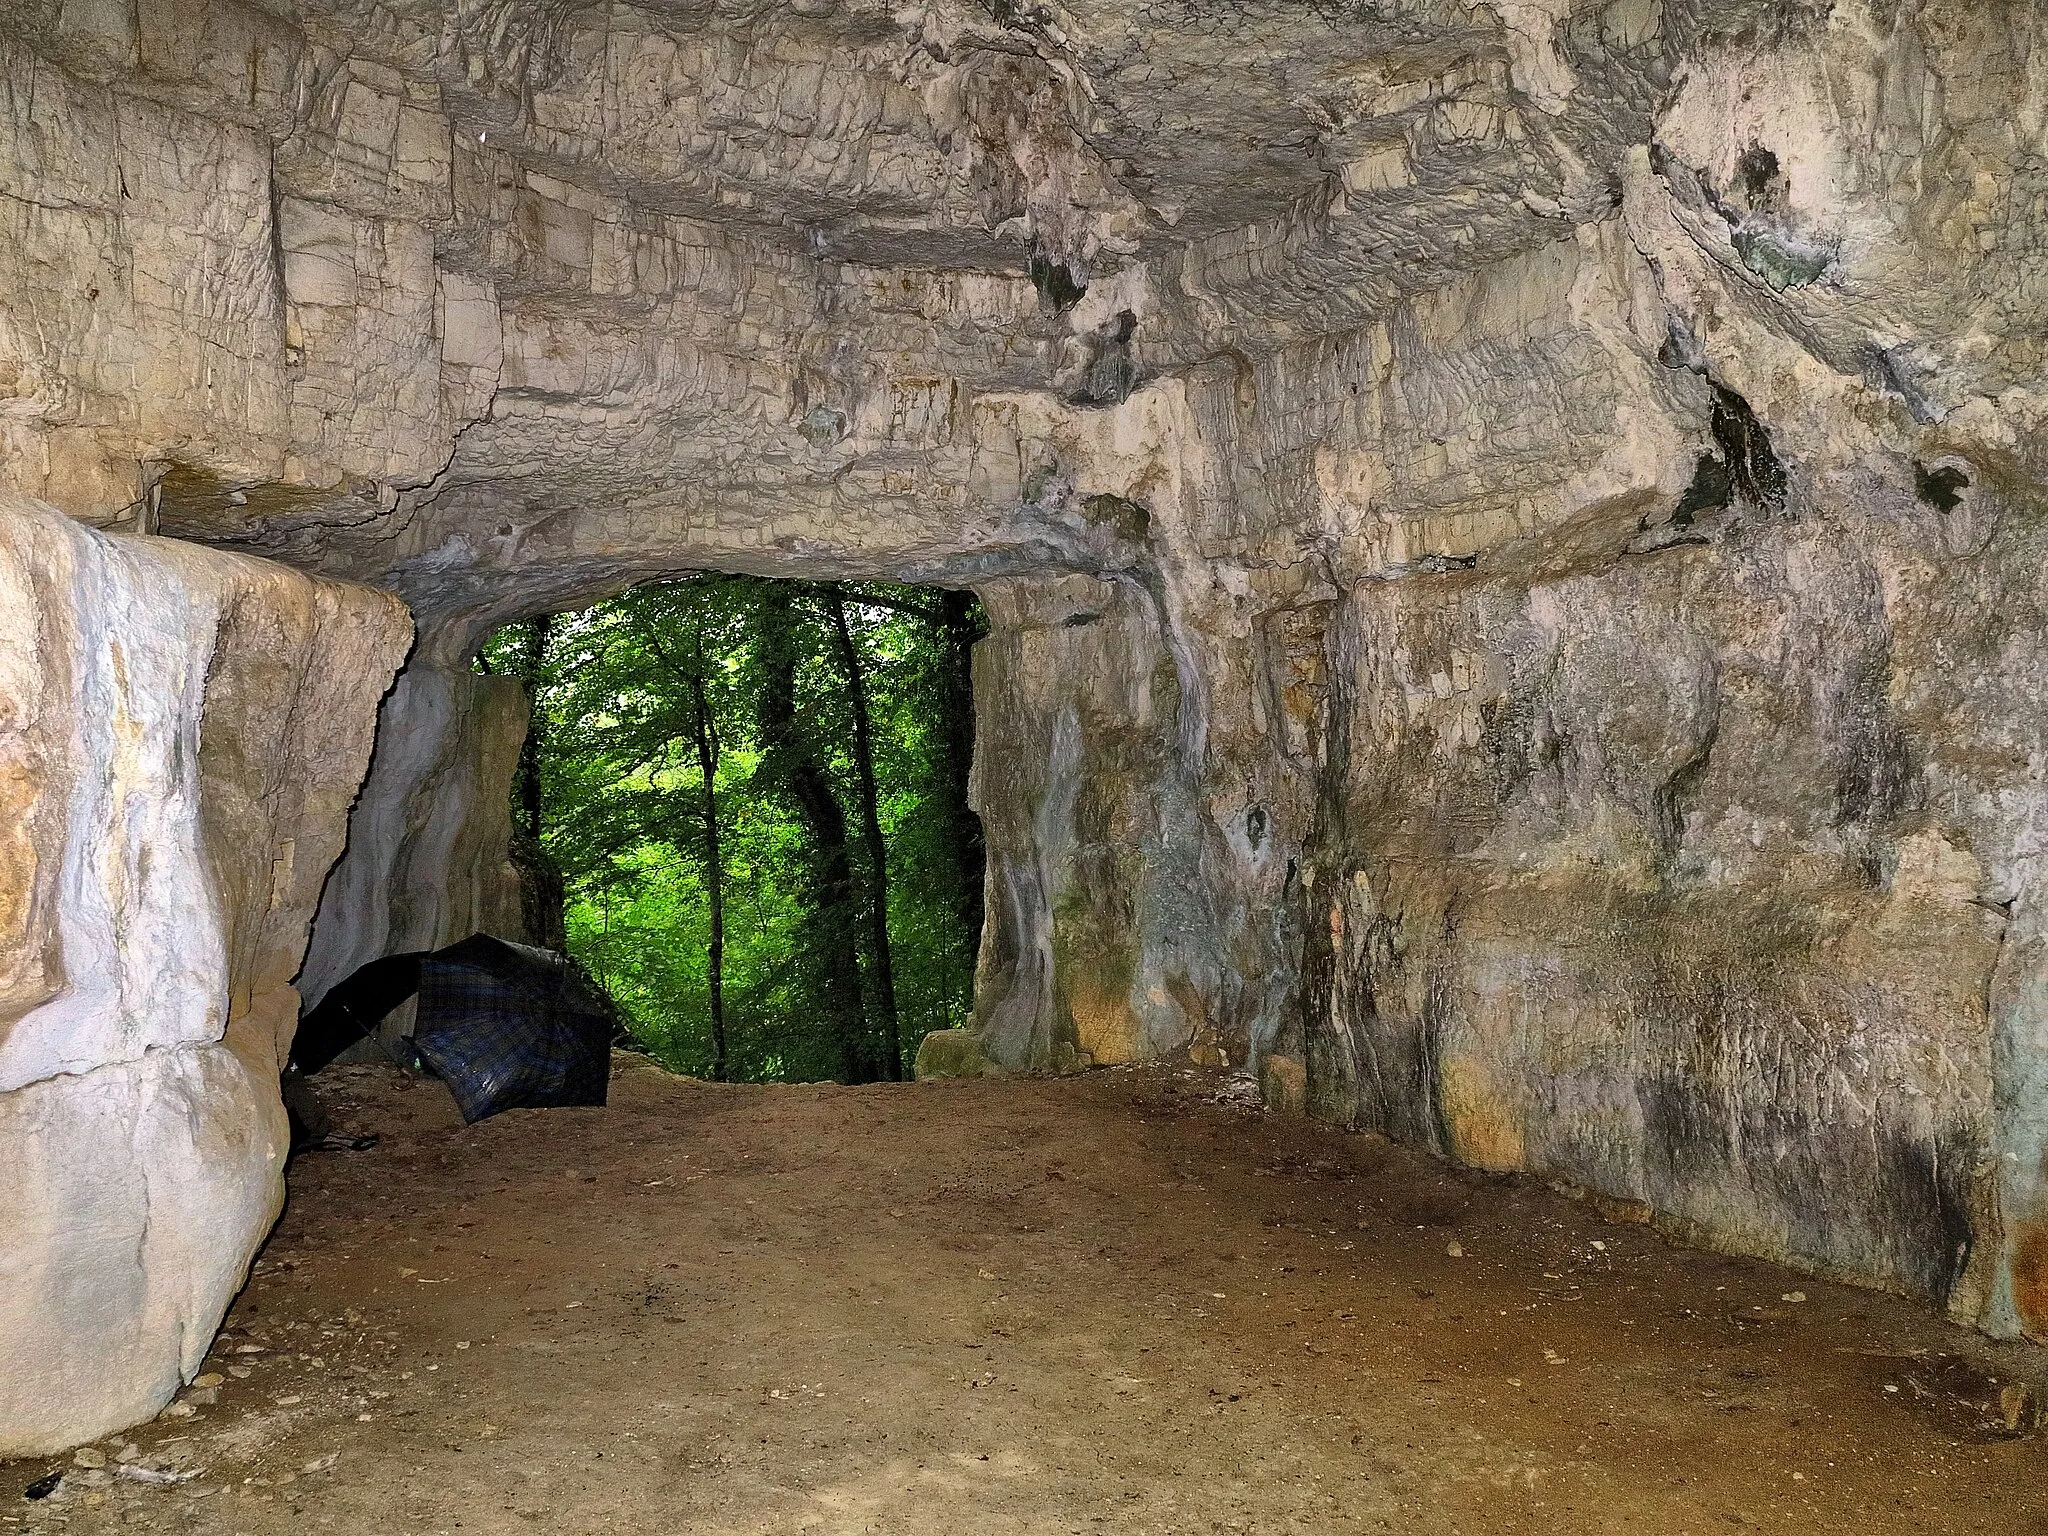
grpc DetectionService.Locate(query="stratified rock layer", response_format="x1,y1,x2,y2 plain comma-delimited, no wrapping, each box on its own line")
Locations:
4,0,2048,1448
0,497,410,1455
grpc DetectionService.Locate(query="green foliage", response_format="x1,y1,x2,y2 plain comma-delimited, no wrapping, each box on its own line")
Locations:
478,576,983,1082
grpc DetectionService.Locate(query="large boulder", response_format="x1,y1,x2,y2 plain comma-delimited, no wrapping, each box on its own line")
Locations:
0,496,411,1455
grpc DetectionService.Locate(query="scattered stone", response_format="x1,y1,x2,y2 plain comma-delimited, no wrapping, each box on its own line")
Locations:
1999,1383,2038,1432
71,1448,105,1470
1446,1241,1465,1258
116,1464,200,1487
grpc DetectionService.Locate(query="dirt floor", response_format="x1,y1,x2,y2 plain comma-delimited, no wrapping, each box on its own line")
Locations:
8,1057,2048,1535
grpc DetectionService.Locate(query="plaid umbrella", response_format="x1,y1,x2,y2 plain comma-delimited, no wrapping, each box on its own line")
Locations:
410,934,613,1123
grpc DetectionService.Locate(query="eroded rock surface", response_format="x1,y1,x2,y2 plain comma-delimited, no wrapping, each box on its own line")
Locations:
0,497,409,1455
5,0,2048,1449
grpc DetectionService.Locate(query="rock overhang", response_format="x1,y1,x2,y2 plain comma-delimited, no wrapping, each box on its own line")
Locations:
6,0,2048,1457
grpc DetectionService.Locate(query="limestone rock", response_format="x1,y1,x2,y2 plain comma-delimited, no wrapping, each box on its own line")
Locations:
0,496,410,1456
913,1029,999,1082
1259,1056,1308,1119
5,0,2048,1452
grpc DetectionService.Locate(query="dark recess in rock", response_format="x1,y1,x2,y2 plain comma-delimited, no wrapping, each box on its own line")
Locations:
1080,492,1150,543
1914,461,1970,511
1068,310,1141,407
1710,384,1786,508
1735,144,1783,206
1667,454,1732,527
1636,387,1784,550
1029,254,1087,313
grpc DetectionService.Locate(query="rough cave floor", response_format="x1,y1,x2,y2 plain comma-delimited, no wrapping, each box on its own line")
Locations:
10,1062,2045,1535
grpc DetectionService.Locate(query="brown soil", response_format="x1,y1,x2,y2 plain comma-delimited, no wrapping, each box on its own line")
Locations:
9,1058,2048,1534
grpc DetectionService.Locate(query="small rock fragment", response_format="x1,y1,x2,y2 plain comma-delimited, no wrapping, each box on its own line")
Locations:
72,1448,106,1470
1999,1383,2037,1431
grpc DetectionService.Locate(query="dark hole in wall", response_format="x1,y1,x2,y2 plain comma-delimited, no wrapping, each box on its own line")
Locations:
1914,461,1970,512
1670,453,1733,527
1080,492,1151,543
1643,386,1785,536
1067,309,1142,407
1735,144,1782,205
1029,253,1088,313
1709,385,1786,508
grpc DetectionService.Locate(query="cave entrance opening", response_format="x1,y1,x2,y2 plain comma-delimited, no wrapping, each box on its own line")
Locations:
470,573,989,1087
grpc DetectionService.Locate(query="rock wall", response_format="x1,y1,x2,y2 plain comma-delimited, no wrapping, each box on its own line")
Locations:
297,657,529,1014
6,0,2048,1450
0,496,410,1455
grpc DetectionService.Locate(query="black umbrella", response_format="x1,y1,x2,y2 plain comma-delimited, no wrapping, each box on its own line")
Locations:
293,951,426,1073
292,933,612,1123
411,934,612,1122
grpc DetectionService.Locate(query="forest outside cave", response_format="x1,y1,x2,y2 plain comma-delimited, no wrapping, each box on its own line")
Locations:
476,577,988,1086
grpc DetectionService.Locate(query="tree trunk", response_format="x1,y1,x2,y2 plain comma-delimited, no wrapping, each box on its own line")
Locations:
515,614,552,842
508,613,568,950
935,589,986,967
755,585,873,1082
823,590,901,1080
687,642,728,1083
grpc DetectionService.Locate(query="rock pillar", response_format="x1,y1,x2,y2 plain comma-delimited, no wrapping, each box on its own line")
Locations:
0,496,411,1454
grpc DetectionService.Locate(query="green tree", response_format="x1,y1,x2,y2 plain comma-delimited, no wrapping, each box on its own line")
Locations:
478,575,984,1082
